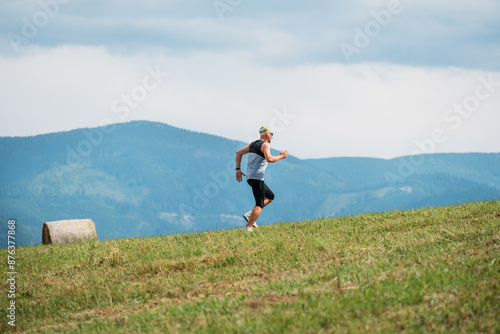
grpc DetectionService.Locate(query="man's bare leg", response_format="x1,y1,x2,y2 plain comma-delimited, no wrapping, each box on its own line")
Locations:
246,198,273,228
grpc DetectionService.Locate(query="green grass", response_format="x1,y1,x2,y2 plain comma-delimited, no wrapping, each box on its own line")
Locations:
1,201,499,333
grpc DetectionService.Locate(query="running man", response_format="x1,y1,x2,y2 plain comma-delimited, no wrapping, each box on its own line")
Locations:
235,126,288,232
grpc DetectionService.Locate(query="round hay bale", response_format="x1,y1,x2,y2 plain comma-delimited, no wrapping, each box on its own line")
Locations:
42,219,98,245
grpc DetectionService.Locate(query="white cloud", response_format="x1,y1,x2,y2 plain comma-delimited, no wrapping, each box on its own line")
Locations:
1,46,499,159
1,0,499,159
1,1,499,69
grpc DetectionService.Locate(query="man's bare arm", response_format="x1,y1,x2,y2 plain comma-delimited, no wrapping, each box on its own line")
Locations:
235,144,250,182
236,144,250,168
261,142,288,163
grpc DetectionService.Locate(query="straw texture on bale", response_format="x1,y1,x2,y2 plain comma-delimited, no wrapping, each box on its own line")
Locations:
42,219,98,245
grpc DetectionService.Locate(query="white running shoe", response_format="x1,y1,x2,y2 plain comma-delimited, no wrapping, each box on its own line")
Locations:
243,211,251,222
245,227,253,232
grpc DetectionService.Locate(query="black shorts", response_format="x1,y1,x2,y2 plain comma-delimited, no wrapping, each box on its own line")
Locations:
247,179,275,208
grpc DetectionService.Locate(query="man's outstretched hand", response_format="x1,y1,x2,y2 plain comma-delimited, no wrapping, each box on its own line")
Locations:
236,170,246,182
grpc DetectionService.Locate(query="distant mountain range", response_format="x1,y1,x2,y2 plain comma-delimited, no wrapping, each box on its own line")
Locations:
1,121,499,246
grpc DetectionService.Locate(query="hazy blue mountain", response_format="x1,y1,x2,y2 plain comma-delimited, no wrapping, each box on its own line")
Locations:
1,121,499,246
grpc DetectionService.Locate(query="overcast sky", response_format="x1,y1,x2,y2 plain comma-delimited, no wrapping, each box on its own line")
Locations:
1,0,499,159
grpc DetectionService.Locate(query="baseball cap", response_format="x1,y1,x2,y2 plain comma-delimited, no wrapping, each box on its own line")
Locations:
259,126,272,135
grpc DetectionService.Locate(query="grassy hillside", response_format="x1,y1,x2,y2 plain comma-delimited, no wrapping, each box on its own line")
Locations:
1,201,499,333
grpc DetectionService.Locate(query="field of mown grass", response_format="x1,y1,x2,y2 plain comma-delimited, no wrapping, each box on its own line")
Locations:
1,201,499,333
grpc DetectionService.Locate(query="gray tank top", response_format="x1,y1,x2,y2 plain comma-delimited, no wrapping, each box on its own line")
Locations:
246,140,268,181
